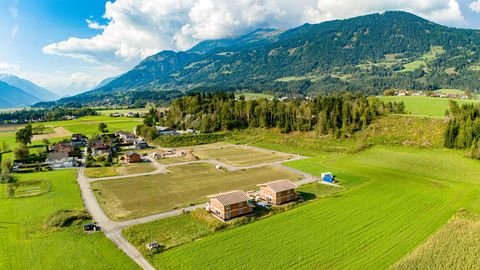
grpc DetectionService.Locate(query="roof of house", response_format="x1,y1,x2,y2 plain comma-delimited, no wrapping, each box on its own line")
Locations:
208,190,250,206
125,151,140,157
258,180,297,192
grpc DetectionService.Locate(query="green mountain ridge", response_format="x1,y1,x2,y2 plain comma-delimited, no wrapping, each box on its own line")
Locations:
46,11,480,107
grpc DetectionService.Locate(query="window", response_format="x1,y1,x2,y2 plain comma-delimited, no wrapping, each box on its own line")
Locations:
238,202,243,207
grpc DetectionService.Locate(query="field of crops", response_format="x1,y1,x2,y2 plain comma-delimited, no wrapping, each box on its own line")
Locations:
392,210,480,270
92,162,302,220
85,162,156,178
151,146,480,269
379,96,479,117
0,170,138,269
191,145,294,166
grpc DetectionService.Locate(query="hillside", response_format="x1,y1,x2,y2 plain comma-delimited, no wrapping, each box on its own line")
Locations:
0,81,41,108
52,11,480,106
0,74,58,101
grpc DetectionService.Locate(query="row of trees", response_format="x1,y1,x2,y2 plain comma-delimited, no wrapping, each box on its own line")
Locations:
443,101,480,159
0,107,97,123
147,92,403,136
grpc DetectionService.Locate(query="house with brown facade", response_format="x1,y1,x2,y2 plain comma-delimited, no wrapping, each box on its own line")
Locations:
207,190,253,220
124,151,142,163
258,180,298,205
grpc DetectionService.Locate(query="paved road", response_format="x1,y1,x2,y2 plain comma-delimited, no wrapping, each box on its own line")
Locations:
76,145,322,270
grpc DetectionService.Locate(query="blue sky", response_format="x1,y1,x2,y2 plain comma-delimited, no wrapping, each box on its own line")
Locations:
1,0,480,96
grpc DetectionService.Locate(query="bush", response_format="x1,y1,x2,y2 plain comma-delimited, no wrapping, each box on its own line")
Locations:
44,209,91,229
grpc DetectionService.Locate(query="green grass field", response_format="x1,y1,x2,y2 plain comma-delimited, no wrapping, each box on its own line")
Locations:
92,162,302,220
191,145,294,166
85,162,156,178
234,92,275,99
150,146,480,269
379,96,480,117
0,170,139,269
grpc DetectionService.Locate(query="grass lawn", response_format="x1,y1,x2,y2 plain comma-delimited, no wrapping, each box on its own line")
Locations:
92,162,302,220
392,209,480,270
379,96,480,117
0,170,139,269
191,145,295,166
85,162,156,178
151,146,480,269
234,92,274,99
401,60,426,71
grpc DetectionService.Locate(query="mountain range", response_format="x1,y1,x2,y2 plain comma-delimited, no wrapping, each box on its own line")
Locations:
0,74,58,108
41,11,480,107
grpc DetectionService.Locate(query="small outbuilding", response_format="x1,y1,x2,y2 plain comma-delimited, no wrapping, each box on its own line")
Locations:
207,190,253,220
257,179,298,205
321,172,334,183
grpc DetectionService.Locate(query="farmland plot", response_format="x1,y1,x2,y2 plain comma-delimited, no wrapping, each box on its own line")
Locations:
152,146,480,269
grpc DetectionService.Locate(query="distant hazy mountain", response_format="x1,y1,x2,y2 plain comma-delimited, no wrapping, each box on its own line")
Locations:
0,74,59,101
0,81,41,108
49,11,480,106
89,75,122,91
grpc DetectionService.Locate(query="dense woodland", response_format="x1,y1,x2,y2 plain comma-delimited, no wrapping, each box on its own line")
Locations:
137,93,405,138
444,101,480,159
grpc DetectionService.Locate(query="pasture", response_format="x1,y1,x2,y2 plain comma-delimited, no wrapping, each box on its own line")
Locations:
0,170,138,269
92,162,302,220
85,162,156,178
150,146,480,269
189,144,295,166
379,96,479,117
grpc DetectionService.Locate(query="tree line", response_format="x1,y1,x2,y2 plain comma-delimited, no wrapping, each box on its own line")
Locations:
443,101,480,159
138,92,405,137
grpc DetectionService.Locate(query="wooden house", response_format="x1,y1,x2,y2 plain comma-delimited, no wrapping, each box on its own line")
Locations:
124,151,142,163
258,180,298,205
208,190,253,220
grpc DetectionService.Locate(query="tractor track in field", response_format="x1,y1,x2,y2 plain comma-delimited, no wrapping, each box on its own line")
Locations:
76,145,325,269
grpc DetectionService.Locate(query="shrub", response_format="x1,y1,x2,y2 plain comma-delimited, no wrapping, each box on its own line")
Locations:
44,209,91,229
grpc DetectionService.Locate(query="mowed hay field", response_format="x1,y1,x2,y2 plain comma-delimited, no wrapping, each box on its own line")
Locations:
92,163,302,220
0,170,138,270
85,162,157,178
392,210,480,270
152,146,480,270
191,145,295,166
379,96,479,117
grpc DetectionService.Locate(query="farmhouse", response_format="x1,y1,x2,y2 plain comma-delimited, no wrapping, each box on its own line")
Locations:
258,180,298,205
91,140,113,156
207,190,253,220
116,131,137,144
46,143,78,168
124,151,142,163
71,134,88,147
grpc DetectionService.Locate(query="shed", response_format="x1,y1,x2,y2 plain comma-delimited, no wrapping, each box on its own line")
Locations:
321,172,334,183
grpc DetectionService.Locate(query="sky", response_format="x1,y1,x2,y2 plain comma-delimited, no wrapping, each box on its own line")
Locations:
1,0,480,96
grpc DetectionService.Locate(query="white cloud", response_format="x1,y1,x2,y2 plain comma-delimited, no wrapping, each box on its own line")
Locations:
10,24,19,40
86,19,106,30
305,0,465,26
41,0,467,89
0,62,21,71
470,1,480,12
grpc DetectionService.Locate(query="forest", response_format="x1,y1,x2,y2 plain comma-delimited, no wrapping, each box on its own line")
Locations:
136,92,405,139
444,101,480,159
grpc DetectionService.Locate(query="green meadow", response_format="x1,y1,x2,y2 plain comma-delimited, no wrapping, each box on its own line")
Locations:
379,96,479,117
0,170,138,269
151,146,480,269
